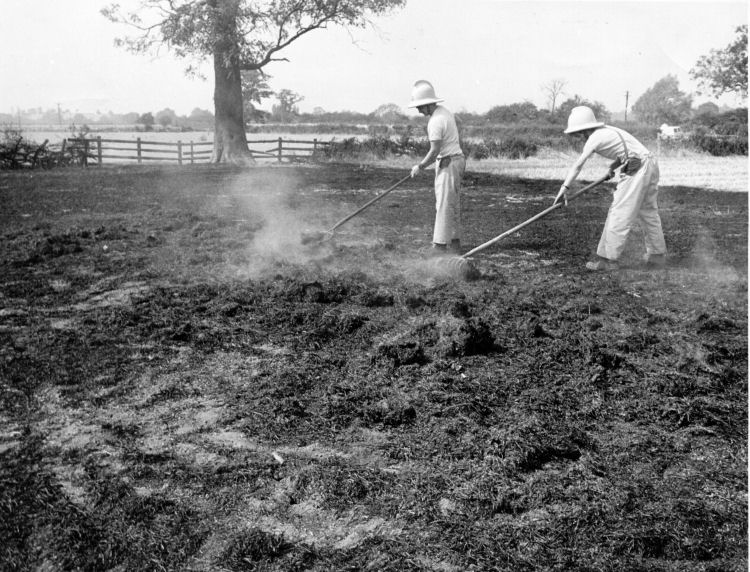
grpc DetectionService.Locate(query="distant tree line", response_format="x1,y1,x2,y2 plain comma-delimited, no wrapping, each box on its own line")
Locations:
3,68,743,136
0,107,217,132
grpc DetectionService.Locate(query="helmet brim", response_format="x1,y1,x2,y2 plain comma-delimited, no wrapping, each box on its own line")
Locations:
564,121,604,134
407,97,444,108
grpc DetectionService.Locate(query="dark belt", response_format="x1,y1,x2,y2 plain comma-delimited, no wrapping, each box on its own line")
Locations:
437,154,464,168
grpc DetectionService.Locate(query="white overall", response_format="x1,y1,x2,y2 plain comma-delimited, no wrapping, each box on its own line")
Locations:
426,106,464,245
433,155,465,245
597,154,667,260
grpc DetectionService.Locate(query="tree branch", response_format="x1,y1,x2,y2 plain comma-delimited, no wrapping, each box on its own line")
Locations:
253,11,338,69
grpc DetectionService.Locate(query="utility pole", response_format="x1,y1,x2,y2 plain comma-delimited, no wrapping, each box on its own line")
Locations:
624,91,629,122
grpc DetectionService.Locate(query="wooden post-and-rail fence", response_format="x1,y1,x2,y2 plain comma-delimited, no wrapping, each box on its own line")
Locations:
66,136,331,166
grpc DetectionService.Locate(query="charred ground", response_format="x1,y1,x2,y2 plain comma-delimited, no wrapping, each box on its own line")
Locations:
0,163,747,571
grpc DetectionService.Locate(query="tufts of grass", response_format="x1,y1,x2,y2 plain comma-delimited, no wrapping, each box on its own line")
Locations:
292,457,397,512
217,528,298,571
319,536,431,571
0,434,210,571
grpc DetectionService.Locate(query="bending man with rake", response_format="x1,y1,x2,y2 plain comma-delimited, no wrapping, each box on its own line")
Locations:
555,106,667,271
408,80,466,255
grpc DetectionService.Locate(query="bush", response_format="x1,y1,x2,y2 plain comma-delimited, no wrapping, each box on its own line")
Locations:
359,135,404,158
0,127,98,170
323,131,545,161
686,109,748,156
321,126,429,160
497,137,539,159
689,127,748,156
0,129,53,169
323,135,541,161
322,136,402,160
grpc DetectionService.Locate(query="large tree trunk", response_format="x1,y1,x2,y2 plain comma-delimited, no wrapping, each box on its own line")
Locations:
210,0,253,164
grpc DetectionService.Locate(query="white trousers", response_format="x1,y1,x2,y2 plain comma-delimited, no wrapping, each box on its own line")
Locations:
433,155,466,244
597,156,667,260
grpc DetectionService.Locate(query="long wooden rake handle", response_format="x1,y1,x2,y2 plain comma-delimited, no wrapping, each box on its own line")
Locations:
462,173,611,259
326,173,412,233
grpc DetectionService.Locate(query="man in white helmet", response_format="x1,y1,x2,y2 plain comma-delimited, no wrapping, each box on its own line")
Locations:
555,105,667,271
408,80,466,254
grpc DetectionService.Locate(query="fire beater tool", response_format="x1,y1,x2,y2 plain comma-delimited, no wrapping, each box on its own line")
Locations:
437,173,611,279
301,173,412,244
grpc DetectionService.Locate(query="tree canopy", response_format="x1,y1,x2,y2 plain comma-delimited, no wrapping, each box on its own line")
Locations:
632,75,692,126
155,108,178,127
690,25,748,99
241,70,274,121
485,102,539,123
271,88,303,122
555,96,609,124
372,103,407,122
137,112,155,126
103,0,406,73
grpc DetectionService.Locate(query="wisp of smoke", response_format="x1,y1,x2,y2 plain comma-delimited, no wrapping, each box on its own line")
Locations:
226,172,356,278
691,226,740,285
221,174,477,285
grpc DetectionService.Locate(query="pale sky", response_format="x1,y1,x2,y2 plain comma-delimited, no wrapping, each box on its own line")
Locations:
1,0,746,117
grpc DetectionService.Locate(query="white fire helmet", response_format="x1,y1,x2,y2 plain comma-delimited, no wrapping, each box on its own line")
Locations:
564,106,605,134
408,80,444,108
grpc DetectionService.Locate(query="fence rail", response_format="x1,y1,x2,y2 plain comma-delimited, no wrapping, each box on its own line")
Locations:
65,136,332,166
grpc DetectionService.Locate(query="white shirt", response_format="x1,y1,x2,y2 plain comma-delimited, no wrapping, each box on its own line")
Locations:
427,105,462,158
583,126,650,162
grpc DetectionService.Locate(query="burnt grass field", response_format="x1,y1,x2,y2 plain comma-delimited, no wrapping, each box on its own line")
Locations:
0,163,746,571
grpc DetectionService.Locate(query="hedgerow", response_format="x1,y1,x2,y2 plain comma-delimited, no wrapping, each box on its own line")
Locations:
687,109,748,156
0,128,95,170
322,127,543,161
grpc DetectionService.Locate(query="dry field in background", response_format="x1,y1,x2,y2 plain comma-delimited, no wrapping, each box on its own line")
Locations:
385,150,748,194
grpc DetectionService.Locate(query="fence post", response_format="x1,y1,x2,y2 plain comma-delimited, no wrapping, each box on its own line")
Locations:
96,136,102,166
177,140,183,165
190,141,194,164
32,139,49,168
278,137,283,163
137,138,142,164
83,139,89,168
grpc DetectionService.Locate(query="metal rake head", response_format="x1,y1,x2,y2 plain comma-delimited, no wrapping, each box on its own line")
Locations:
299,230,334,245
431,256,481,280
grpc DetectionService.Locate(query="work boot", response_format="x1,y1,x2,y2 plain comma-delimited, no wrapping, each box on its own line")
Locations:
449,239,462,254
585,257,618,271
643,253,667,269
430,243,448,257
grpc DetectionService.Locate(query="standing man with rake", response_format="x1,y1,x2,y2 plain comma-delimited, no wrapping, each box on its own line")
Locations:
555,105,667,271
408,80,466,255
